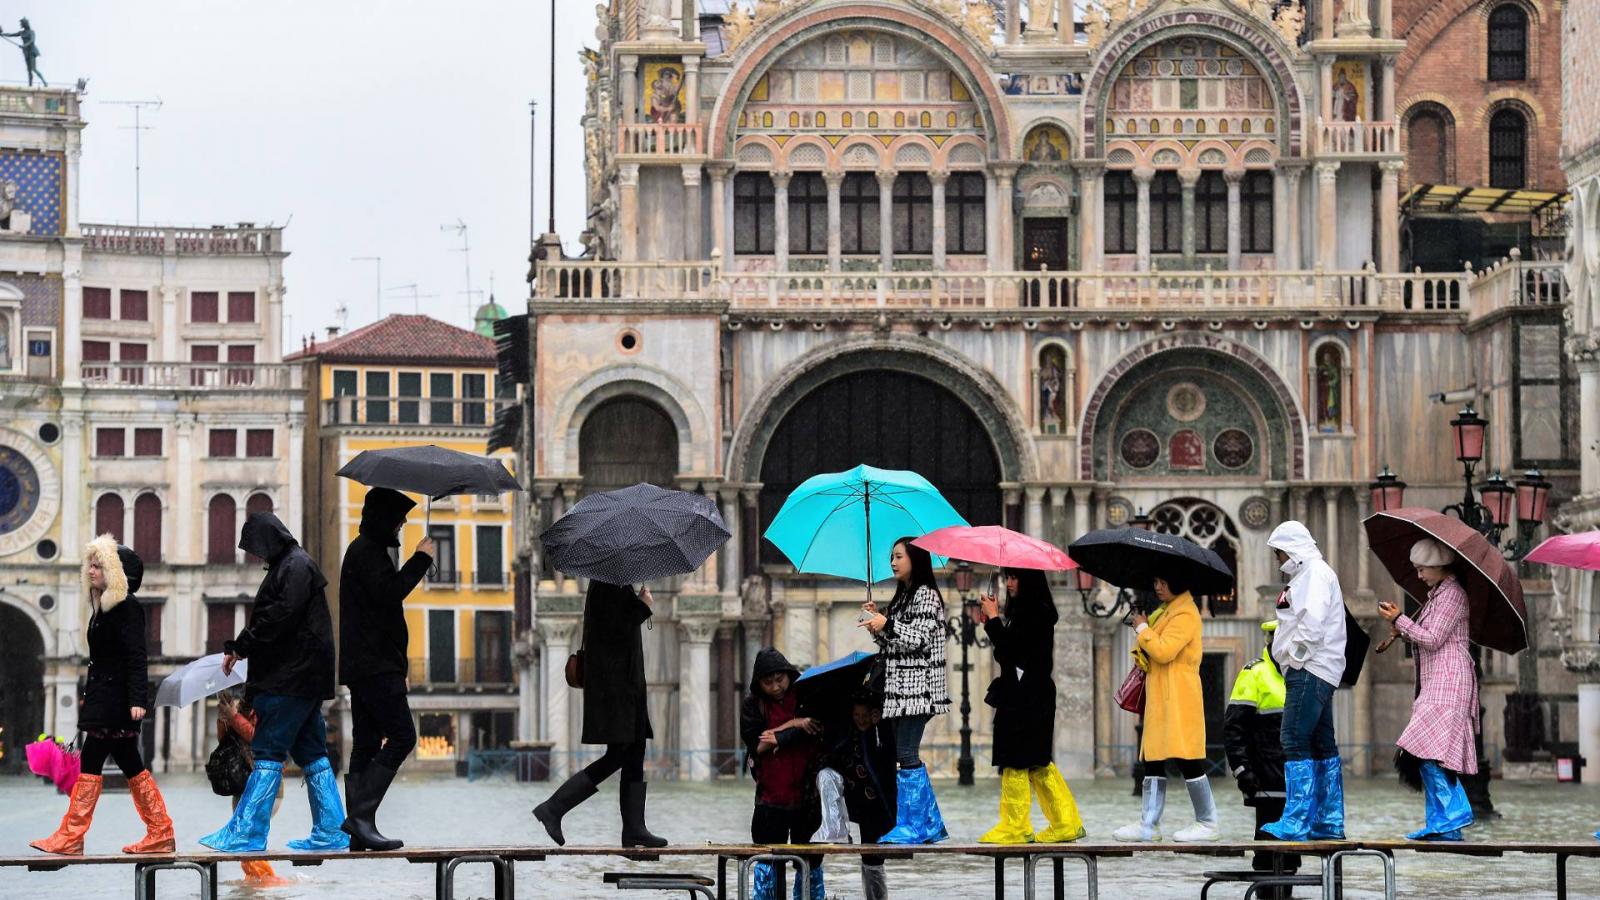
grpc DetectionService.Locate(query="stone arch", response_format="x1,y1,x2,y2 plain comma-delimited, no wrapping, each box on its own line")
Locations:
1307,335,1353,433
938,135,988,169
1081,8,1306,157
835,136,885,170
1478,94,1541,187
727,334,1038,484
779,134,833,170
0,589,56,656
1079,334,1307,481
1014,116,1079,162
552,364,710,478
710,4,1012,161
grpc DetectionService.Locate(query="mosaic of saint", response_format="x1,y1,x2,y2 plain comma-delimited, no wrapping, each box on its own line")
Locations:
643,60,687,124
1104,37,1277,146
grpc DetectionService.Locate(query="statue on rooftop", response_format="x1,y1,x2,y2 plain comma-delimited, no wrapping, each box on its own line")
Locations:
2,18,45,86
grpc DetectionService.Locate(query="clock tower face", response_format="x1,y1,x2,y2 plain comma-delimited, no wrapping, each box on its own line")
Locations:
0,444,41,535
0,430,59,556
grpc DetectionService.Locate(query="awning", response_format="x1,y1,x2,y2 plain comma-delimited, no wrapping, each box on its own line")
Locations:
1402,183,1570,216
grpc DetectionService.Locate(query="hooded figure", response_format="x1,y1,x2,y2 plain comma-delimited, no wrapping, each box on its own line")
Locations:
1260,521,1348,842
31,537,175,856
338,487,432,852
740,647,825,900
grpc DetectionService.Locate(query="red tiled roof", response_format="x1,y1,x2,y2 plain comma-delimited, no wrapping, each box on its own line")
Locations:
286,314,495,364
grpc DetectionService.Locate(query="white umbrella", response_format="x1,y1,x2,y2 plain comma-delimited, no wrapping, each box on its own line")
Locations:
154,653,248,708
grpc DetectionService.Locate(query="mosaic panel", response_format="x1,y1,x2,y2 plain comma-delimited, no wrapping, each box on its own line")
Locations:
1106,366,1268,478
0,150,64,236
1104,37,1275,145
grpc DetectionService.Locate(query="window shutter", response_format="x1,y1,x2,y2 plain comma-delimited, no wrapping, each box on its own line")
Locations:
207,495,237,564
133,493,162,562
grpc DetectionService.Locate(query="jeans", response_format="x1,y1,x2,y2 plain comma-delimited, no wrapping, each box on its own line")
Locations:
1280,667,1338,761
349,678,418,773
250,693,332,766
584,741,647,784
889,714,931,769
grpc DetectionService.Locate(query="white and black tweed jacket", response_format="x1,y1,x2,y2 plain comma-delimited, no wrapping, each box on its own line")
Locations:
872,585,951,719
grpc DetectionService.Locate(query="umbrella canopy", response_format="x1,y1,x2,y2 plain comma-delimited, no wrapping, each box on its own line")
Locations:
1066,527,1234,595
540,483,730,586
795,651,879,719
1362,507,1528,655
336,445,521,501
1525,531,1600,571
26,738,79,794
154,653,249,708
913,525,1078,572
763,464,968,584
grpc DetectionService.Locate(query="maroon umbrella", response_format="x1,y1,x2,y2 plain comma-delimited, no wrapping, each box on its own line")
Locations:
1362,507,1528,655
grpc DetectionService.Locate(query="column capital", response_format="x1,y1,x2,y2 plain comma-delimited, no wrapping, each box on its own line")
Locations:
876,168,899,189
1223,167,1247,185
1378,159,1406,175
741,486,763,506
681,164,703,187
1131,166,1156,185
1072,158,1107,177
535,616,583,645
683,56,702,73
1177,168,1202,187
928,168,951,186
821,169,846,187
677,616,723,643
770,169,793,189
1315,160,1341,181
1024,485,1048,503
618,163,641,187
706,159,735,176
620,55,639,74
991,161,1023,177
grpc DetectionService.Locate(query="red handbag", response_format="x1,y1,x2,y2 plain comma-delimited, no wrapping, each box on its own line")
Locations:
1115,665,1146,715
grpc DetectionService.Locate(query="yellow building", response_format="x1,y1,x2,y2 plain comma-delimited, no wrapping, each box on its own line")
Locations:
291,314,518,771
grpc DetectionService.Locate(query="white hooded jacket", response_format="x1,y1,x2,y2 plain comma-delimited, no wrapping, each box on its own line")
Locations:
1267,521,1347,686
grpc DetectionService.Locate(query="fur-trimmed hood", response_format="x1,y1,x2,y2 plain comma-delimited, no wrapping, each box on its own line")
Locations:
82,534,143,639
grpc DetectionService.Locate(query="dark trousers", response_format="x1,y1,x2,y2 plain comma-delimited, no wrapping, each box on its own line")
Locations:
584,740,646,784
349,678,418,774
80,734,146,778
888,714,931,768
250,693,331,766
1252,799,1302,884
1150,757,1209,780
753,803,823,889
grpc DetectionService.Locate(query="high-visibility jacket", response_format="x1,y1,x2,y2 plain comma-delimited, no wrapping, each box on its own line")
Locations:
1223,646,1287,806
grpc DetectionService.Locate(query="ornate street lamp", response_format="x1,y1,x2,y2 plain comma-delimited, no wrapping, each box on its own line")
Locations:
1477,470,1515,530
1130,508,1154,531
944,560,988,786
1369,465,1407,512
1450,403,1488,465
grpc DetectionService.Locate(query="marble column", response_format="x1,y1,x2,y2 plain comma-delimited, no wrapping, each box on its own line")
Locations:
715,623,738,773
1058,0,1075,43
1075,162,1105,272
681,165,703,261
1322,490,1341,576
1179,168,1200,260
824,171,845,272
1025,486,1047,538
1379,59,1396,122
1133,167,1154,272
1048,488,1068,549
1006,0,1022,44
877,169,897,273
683,57,701,124
741,488,762,580
1055,617,1096,777
708,163,730,260
772,171,792,273
1318,59,1333,123
930,170,949,271
160,286,180,360
62,255,83,387
1577,359,1600,496
718,487,743,596
619,164,641,262
1283,164,1305,270
814,599,831,668
1379,160,1403,273
266,285,284,363
678,617,719,781
538,617,582,776
1378,0,1393,38
1224,168,1244,270
1092,629,1113,767
65,141,82,235
1073,487,1091,538
995,166,1017,270
621,56,639,125
1355,490,1373,594
1315,161,1340,269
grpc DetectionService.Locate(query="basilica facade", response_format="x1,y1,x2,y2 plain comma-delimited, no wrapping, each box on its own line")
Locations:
521,0,1581,781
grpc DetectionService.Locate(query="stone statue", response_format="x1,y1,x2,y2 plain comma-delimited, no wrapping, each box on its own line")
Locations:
964,0,998,49
1084,3,1109,49
721,3,756,53
2,18,44,86
1274,2,1306,45
1249,0,1277,22
1029,0,1057,32
642,0,675,30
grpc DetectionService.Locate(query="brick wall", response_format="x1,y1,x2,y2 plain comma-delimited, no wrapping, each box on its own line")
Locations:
1563,0,1600,161
1395,0,1565,190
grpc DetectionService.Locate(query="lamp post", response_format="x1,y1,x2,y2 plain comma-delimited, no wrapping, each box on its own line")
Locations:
1079,509,1154,619
944,560,988,786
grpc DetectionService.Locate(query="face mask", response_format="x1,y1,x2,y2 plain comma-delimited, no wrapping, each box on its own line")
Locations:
1279,556,1303,577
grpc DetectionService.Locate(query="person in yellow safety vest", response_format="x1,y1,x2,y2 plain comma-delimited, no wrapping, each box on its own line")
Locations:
1223,621,1301,900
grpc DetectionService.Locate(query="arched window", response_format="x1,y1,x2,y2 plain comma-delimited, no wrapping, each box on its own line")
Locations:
1489,108,1527,188
945,173,987,254
579,397,678,495
207,494,237,564
733,174,775,254
1151,172,1183,254
1195,172,1228,254
1487,4,1528,82
1406,108,1450,184
787,173,829,255
1313,343,1346,432
1241,171,1274,253
1150,499,1241,615
94,493,124,543
838,172,880,255
133,493,161,563
1104,172,1137,254
244,493,275,563
892,173,933,255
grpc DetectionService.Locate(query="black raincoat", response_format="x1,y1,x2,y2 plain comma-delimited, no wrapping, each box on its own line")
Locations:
579,581,653,745
984,570,1061,770
227,513,336,701
338,488,431,687
80,540,150,731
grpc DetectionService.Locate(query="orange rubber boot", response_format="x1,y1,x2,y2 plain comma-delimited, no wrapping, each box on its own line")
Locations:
122,770,176,854
30,774,103,855
241,859,293,887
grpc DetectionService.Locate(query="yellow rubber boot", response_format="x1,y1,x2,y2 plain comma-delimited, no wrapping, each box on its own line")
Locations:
978,768,1036,844
1031,763,1087,843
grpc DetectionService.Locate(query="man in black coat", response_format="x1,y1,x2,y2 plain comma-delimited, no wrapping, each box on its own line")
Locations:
338,487,433,851
201,513,350,852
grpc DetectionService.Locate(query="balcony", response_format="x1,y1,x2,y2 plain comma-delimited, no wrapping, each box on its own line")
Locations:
80,361,301,390
1315,119,1400,158
616,123,704,160
408,656,516,689
0,86,79,119
1466,255,1566,319
322,396,510,428
535,260,1474,315
81,223,285,256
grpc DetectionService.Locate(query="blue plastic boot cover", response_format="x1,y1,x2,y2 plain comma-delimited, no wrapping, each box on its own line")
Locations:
199,760,283,851
1308,756,1346,839
790,864,824,900
878,766,948,844
1406,762,1471,841
288,756,352,851
1261,759,1317,840
752,862,777,900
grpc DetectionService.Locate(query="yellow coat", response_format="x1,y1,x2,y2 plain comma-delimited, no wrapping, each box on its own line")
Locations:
1136,592,1206,761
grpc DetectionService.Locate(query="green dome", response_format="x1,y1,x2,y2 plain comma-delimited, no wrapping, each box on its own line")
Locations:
474,295,508,337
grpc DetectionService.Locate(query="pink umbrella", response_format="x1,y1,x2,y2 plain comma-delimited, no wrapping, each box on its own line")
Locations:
1526,531,1600,571
913,525,1078,571
25,738,80,794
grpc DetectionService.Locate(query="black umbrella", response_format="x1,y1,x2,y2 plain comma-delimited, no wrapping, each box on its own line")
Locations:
336,445,521,499
540,483,730,586
1067,527,1234,595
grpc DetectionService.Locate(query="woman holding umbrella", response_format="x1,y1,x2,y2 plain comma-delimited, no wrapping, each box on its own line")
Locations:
1376,537,1477,841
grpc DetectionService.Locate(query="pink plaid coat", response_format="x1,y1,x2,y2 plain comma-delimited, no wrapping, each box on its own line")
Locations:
1394,576,1479,774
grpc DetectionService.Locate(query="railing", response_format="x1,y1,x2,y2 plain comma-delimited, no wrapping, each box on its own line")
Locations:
1316,119,1399,157
535,260,719,301
407,656,516,687
0,85,79,118
1467,253,1567,319
80,223,284,255
617,122,703,158
323,396,509,428
79,361,301,390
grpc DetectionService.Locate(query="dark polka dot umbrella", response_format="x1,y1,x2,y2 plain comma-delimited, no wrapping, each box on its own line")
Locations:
540,483,731,586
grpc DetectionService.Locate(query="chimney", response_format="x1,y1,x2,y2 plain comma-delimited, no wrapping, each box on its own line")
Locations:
326,326,341,338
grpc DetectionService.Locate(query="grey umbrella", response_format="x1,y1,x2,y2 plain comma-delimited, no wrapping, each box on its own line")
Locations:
540,483,730,586
336,445,522,524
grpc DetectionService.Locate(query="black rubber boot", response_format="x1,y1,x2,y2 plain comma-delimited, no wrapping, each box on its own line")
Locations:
532,771,598,847
619,781,668,848
341,764,403,851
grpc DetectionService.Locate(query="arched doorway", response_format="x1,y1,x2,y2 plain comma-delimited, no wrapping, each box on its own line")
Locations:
757,369,1004,566
0,602,44,772
578,397,679,495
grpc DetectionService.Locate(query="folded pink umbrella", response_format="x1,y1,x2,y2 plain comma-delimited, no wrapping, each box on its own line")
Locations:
1526,532,1600,571
25,738,79,794
913,524,1078,571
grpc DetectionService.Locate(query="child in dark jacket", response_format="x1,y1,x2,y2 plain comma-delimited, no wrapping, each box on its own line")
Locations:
814,690,897,900
740,647,825,900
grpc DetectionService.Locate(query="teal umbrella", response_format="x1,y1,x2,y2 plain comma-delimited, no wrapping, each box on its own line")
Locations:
763,465,968,600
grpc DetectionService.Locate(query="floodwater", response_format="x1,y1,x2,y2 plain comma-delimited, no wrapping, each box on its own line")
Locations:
1,772,1597,898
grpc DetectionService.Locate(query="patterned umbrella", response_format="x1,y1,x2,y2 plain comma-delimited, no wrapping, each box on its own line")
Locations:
540,483,730,586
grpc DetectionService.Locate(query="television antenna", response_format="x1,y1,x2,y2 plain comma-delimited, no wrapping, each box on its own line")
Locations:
102,98,163,225
386,283,439,315
440,219,474,322
351,256,382,319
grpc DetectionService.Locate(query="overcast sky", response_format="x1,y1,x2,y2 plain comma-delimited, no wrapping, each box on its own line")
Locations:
16,1,596,342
